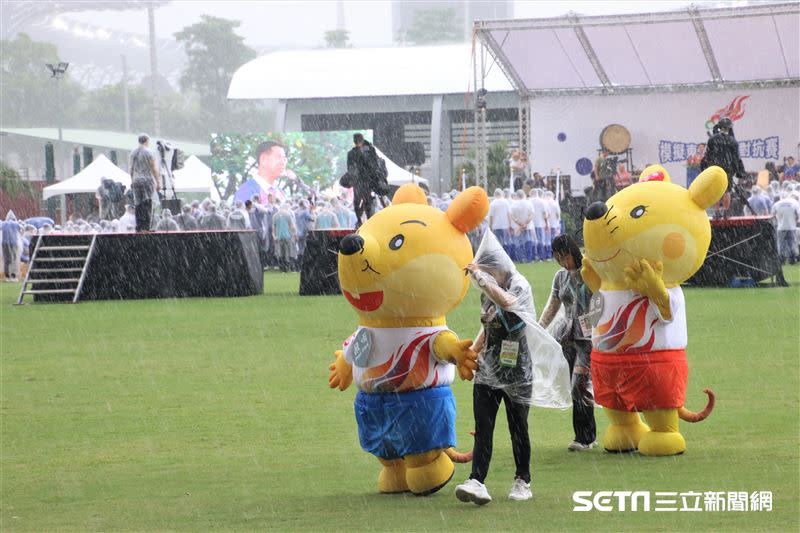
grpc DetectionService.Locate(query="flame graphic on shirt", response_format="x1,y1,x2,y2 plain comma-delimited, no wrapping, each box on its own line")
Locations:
360,332,440,393
596,296,658,353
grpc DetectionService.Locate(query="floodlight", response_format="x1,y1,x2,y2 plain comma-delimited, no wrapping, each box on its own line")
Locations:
45,62,70,78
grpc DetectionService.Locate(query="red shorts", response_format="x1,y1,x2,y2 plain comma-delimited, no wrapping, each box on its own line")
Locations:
591,349,688,412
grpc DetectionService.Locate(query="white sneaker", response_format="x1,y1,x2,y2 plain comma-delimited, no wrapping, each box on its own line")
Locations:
567,441,597,451
508,477,532,501
455,478,492,505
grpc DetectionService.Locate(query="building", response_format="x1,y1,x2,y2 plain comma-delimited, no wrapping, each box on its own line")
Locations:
228,44,515,195
392,0,512,43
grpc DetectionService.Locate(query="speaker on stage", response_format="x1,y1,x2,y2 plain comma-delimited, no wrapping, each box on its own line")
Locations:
299,229,352,295
688,216,785,286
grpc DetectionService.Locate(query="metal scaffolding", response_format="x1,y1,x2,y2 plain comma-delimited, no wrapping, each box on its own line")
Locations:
472,2,800,171
472,42,488,189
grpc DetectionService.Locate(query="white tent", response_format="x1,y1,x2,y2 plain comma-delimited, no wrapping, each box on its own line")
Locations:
43,153,222,202
228,44,512,100
172,155,221,202
42,154,130,200
374,147,429,187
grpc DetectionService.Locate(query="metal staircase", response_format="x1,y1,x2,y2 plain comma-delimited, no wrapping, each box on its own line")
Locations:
17,235,97,304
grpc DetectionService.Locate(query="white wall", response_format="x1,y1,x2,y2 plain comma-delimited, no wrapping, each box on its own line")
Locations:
529,87,800,193
283,92,521,131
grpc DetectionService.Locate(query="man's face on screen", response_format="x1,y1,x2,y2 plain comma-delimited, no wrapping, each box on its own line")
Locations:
259,146,287,180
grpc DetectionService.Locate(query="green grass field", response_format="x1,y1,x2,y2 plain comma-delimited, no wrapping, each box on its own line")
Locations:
1,263,798,532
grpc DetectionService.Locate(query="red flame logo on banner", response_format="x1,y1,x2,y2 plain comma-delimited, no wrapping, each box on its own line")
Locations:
707,95,749,129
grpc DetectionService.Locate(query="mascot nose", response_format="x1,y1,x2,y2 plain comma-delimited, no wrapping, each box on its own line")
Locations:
585,202,608,221
339,234,365,256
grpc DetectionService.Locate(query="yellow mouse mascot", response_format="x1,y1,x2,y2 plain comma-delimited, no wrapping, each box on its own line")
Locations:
581,165,726,456
329,184,489,494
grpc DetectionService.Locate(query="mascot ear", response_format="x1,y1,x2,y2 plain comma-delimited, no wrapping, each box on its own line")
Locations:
689,165,728,209
447,186,489,233
639,164,672,184
392,183,427,205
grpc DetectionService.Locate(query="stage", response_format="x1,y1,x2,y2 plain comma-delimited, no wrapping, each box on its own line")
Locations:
23,230,263,303
297,216,787,294
688,216,786,286
299,229,351,296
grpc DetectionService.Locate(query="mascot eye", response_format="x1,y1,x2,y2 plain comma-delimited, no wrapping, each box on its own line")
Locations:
630,205,647,219
389,234,405,250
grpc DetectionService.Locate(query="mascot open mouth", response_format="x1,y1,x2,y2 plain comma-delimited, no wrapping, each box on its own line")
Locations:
343,290,384,312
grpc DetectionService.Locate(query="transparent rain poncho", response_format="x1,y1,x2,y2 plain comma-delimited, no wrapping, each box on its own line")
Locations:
468,231,571,408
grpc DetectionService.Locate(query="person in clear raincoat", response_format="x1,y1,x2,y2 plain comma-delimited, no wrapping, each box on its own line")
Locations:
455,231,570,506
539,234,597,451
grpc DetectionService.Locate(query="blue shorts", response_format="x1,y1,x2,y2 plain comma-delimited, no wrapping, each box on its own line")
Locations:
354,386,457,460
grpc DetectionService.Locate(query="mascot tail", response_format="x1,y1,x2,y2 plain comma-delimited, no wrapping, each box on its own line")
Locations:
678,388,715,422
444,432,475,463
445,448,473,463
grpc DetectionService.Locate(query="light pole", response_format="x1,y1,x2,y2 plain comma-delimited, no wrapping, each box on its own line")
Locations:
46,61,69,223
148,4,161,136
46,62,69,151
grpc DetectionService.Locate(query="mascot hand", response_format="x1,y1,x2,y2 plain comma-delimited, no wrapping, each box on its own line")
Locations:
328,350,353,391
624,259,672,320
433,331,478,380
581,256,602,294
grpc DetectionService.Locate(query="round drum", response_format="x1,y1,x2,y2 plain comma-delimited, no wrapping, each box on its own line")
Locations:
600,124,631,154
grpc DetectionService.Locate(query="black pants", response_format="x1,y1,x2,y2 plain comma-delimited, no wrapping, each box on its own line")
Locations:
470,383,531,484
563,339,596,445
353,190,374,227
135,200,152,232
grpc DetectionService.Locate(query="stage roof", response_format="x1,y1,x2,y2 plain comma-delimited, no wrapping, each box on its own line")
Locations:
227,44,513,100
474,2,799,97
0,128,210,157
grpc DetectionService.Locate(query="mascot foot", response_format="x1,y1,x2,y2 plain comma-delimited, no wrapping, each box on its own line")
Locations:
377,459,409,493
602,410,650,452
404,450,454,496
638,431,686,456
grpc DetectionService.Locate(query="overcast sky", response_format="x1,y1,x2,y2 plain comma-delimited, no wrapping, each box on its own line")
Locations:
59,0,724,50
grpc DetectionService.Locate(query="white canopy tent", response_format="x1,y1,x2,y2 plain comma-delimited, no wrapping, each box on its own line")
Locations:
42,154,130,200
172,155,221,202
44,154,221,201
374,147,429,187
44,154,222,222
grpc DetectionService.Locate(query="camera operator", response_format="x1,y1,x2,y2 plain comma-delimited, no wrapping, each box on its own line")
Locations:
129,134,160,232
347,134,387,228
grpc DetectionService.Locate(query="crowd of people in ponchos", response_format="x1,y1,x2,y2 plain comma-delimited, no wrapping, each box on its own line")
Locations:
745,180,800,264
480,187,564,263
0,193,363,278
2,173,800,282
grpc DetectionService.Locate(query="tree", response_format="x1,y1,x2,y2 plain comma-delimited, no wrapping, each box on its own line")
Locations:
456,140,510,192
174,16,258,132
0,33,83,128
80,83,151,133
324,29,350,48
399,8,463,45
0,161,34,197
486,140,511,192
79,82,208,142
